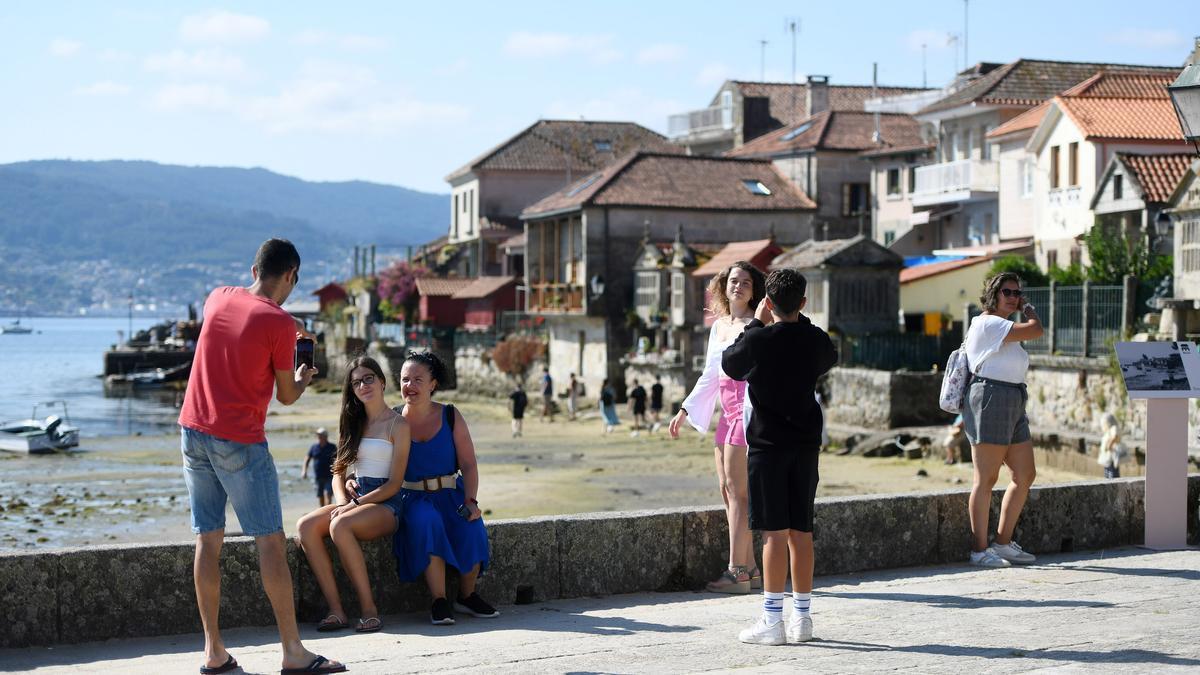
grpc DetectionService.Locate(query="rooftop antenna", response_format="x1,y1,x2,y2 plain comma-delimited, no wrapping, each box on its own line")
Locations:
947,33,960,75
784,18,800,83
922,43,928,88
872,62,881,144
963,0,969,68
759,39,768,81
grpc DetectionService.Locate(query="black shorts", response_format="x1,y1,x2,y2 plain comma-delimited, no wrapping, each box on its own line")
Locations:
747,448,819,532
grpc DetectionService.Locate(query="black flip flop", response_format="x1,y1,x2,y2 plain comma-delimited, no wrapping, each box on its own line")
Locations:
200,654,239,674
281,655,347,675
316,614,348,632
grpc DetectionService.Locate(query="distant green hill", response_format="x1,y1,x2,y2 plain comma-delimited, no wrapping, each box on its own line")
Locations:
0,160,449,313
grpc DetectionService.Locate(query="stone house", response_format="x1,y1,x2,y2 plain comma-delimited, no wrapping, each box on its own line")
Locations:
1017,70,1188,269
441,119,679,278
1161,159,1200,338
728,111,926,241
1091,152,1192,257
668,77,931,156
770,235,903,336
519,152,816,396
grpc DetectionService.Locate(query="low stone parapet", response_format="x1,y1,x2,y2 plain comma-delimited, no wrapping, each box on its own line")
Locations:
3,477,1197,649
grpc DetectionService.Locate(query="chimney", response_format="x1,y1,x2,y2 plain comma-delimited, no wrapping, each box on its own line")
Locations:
806,75,830,117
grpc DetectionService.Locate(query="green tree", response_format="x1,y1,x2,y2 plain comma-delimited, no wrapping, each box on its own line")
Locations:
986,255,1048,288
1048,262,1086,285
1083,224,1171,285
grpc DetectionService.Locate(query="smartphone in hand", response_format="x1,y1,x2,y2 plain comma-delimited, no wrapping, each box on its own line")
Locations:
295,336,315,369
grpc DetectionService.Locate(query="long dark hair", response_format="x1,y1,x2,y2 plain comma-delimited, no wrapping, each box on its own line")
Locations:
332,355,387,477
707,260,766,317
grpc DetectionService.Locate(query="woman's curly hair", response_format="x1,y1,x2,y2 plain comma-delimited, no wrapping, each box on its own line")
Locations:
980,272,1022,312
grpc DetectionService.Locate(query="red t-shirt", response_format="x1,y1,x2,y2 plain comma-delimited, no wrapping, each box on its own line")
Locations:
179,287,296,443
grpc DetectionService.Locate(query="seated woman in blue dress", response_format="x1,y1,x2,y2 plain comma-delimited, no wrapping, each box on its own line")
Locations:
393,351,496,625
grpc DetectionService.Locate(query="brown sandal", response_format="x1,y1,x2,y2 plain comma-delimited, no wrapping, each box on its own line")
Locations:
355,616,382,633
706,566,751,594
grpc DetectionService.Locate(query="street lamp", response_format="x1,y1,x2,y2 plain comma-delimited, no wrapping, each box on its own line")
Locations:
1168,39,1200,154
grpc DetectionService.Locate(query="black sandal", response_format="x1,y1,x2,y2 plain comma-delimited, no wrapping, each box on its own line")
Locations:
280,655,347,674
200,654,239,674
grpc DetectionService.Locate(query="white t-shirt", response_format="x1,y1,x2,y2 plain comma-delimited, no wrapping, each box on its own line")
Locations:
966,314,1029,384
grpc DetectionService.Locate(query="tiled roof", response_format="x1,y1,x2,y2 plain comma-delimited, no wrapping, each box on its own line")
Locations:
452,275,516,299
1060,70,1172,98
692,239,781,277
445,120,679,182
900,256,993,284
521,152,817,218
918,60,1180,115
987,102,1049,139
415,278,476,297
500,232,526,249
732,81,932,126
860,142,935,158
728,112,925,157
1120,153,1194,203
1056,96,1183,142
772,236,865,269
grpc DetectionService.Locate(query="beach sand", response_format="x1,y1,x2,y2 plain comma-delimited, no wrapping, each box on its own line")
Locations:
0,390,1090,550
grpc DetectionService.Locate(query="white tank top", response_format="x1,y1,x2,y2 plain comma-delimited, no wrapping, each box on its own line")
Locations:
352,437,393,478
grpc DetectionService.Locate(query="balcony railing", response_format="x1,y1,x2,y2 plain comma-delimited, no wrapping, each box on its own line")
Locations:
528,283,584,313
911,159,999,205
668,105,733,139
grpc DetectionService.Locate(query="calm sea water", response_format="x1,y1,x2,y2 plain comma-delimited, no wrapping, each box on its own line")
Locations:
0,317,183,437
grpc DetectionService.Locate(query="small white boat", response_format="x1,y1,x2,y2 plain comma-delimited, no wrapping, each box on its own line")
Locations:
0,319,32,334
0,401,80,454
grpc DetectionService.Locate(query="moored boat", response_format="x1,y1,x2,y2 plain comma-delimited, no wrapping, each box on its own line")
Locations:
0,401,80,454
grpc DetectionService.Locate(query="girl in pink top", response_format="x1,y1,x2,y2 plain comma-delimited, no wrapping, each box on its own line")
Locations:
669,261,765,594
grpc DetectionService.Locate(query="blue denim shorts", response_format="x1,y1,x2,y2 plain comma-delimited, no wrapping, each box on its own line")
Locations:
357,476,405,519
181,426,283,537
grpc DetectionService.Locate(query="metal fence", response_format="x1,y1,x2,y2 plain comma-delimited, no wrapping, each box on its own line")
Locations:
843,333,957,371
967,281,1132,358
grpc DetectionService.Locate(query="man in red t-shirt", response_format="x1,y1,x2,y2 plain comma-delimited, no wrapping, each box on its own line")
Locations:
180,239,344,674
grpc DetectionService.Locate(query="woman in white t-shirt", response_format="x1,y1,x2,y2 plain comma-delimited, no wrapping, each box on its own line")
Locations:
962,272,1043,569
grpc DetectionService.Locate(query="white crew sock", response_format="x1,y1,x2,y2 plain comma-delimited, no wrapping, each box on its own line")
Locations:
762,591,785,625
792,591,811,617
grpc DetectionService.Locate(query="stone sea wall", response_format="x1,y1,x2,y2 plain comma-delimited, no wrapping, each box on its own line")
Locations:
3,477,1198,649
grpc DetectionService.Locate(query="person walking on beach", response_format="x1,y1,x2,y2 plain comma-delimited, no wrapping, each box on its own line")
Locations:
628,379,648,436
540,368,554,422
302,427,337,507
509,384,528,438
567,373,581,421
669,261,766,594
179,238,345,674
296,357,410,635
962,272,1042,568
723,269,837,645
599,378,620,433
649,376,665,433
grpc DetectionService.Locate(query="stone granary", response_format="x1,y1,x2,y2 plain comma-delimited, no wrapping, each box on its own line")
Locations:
771,235,903,336
440,119,680,278
520,151,816,397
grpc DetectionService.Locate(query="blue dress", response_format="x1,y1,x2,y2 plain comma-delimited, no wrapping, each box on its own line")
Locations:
393,405,490,582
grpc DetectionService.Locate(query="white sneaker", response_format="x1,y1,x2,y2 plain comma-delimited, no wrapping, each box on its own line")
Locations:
738,616,785,645
992,541,1036,564
969,548,1012,568
630,430,639,437
786,615,813,643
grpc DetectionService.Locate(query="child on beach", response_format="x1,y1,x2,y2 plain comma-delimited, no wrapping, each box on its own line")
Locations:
722,268,837,646
509,384,528,438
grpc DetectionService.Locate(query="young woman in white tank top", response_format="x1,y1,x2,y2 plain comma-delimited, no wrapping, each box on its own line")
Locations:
296,356,410,633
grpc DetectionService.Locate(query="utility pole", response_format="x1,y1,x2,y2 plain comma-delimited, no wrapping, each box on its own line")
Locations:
922,43,928,88
963,0,970,69
759,39,768,81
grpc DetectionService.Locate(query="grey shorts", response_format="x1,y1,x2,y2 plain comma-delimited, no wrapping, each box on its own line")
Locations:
962,377,1031,446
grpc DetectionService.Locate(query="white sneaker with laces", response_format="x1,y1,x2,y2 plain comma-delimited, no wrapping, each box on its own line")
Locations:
969,547,1012,568
738,617,785,646
992,541,1036,564
786,615,813,643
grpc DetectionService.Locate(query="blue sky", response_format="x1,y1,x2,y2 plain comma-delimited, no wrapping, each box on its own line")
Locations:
0,1,1193,193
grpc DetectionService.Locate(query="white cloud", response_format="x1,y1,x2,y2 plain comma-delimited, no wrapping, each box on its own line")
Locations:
695,63,733,88
180,10,270,43
293,29,388,51
144,49,248,80
545,88,683,132
904,29,954,52
74,81,131,96
152,83,233,111
636,43,686,65
1106,28,1186,49
503,31,621,64
49,38,82,58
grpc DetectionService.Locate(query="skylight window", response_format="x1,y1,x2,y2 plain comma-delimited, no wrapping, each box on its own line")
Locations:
567,173,602,197
594,140,613,152
781,121,814,141
742,180,772,196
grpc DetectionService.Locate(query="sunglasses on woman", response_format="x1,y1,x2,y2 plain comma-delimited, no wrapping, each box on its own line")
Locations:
1000,288,1023,298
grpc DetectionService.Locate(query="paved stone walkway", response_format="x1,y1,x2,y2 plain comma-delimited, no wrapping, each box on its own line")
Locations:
3,548,1198,673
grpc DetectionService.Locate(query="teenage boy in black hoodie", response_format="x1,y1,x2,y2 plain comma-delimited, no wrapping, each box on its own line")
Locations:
722,268,837,646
